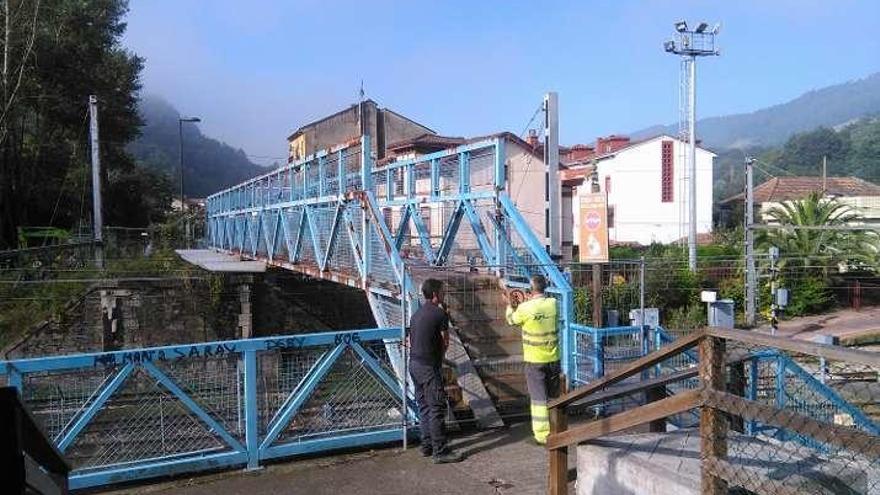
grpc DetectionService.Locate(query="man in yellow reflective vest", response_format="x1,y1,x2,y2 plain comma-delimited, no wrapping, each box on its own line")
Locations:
504,274,560,445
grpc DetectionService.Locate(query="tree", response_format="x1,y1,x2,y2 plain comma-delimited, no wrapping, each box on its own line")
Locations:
758,192,879,272
0,0,168,249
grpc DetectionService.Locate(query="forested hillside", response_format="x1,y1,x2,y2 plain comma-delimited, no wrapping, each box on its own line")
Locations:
128,95,267,198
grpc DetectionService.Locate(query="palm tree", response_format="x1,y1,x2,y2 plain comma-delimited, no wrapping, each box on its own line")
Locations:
757,192,879,272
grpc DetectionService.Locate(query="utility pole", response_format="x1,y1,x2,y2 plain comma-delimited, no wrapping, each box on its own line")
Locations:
744,157,756,327
664,21,720,272
822,155,827,192
89,95,104,269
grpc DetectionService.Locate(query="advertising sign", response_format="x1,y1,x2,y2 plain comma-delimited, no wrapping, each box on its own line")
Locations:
578,192,609,263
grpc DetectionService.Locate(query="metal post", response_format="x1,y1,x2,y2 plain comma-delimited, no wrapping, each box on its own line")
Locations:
745,157,756,327
243,349,259,470
687,57,697,272
544,92,561,258
89,95,104,268
639,255,646,328
178,119,185,212
591,264,603,327
401,267,408,450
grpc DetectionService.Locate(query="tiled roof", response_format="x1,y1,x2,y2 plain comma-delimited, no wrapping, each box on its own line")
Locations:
722,176,880,204
386,133,466,151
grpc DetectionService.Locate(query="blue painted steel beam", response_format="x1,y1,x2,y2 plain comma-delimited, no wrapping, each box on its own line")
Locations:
262,428,406,461
341,203,366,278
777,353,879,434
68,451,248,490
461,200,496,265
0,328,401,374
393,204,412,251
259,343,347,452
207,191,497,219
321,203,344,271
434,201,464,266
408,203,436,265
243,350,259,469
57,363,134,451
142,361,246,453
304,206,323,267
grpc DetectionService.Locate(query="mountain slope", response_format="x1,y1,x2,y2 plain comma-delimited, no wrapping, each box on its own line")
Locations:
633,72,880,150
129,95,266,198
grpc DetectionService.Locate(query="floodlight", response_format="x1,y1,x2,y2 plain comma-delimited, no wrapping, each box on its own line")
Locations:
695,22,709,33
711,23,721,35
663,40,676,52
674,20,688,32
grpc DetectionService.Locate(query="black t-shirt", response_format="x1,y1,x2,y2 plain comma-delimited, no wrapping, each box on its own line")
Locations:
408,302,449,368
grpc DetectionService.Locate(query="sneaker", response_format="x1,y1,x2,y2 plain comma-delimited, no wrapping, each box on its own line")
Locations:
432,450,464,464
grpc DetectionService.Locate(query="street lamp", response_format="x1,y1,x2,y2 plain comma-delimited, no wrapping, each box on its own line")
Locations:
663,21,720,272
179,116,201,211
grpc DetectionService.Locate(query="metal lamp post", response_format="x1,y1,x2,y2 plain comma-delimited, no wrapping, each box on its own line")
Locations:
664,21,720,272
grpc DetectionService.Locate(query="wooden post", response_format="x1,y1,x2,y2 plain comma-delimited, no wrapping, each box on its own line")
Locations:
548,407,568,495
727,362,745,433
699,336,728,494
591,264,603,327
646,385,668,432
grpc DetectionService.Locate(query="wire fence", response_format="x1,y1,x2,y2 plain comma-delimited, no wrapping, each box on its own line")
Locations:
549,329,880,495
0,328,408,490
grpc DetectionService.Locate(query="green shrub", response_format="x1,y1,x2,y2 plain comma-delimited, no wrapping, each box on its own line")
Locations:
785,276,834,316
665,304,706,331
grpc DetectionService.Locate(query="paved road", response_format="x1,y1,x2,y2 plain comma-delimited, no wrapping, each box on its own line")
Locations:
759,305,880,342
109,422,572,495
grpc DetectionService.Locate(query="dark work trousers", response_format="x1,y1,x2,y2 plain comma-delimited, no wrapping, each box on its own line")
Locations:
524,361,561,443
410,360,448,454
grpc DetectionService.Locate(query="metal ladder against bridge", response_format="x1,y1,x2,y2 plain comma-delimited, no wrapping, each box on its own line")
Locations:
204,135,576,421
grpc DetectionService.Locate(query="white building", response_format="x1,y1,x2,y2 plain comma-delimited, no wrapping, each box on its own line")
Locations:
566,134,716,246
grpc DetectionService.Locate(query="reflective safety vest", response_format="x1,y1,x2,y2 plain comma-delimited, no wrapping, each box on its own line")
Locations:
506,296,559,364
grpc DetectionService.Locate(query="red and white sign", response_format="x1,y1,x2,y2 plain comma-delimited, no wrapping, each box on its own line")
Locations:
578,193,609,263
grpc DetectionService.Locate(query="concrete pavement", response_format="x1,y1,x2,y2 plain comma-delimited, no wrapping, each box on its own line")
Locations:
106,422,572,495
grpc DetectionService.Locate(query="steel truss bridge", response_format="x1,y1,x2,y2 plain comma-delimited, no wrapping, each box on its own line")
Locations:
204,135,575,375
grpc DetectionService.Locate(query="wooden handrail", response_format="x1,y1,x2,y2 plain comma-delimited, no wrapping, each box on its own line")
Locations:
547,389,702,450
571,368,698,409
708,327,880,368
549,329,706,410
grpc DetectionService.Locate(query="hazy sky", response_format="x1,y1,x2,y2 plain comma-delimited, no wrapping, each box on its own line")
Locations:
123,0,880,166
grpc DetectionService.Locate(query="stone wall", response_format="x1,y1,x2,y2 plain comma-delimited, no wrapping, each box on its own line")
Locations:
3,269,377,359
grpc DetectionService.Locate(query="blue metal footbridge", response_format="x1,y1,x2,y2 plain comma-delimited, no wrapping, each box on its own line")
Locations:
1,135,876,490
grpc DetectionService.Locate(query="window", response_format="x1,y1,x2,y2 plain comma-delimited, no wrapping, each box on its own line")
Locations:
661,140,674,203
604,175,611,194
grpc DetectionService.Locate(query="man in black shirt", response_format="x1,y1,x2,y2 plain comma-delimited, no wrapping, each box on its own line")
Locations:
408,278,463,464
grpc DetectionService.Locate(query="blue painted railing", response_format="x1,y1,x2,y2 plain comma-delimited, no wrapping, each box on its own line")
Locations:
0,328,412,490
570,324,879,444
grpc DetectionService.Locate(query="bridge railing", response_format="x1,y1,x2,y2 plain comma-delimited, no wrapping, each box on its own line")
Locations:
205,135,576,384
571,323,878,434
0,328,410,490
549,328,880,495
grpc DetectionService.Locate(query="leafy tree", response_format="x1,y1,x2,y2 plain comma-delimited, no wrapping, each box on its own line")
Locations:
757,192,878,271
0,0,168,248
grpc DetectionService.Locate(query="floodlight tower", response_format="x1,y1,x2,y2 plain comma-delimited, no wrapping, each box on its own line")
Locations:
664,21,720,272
